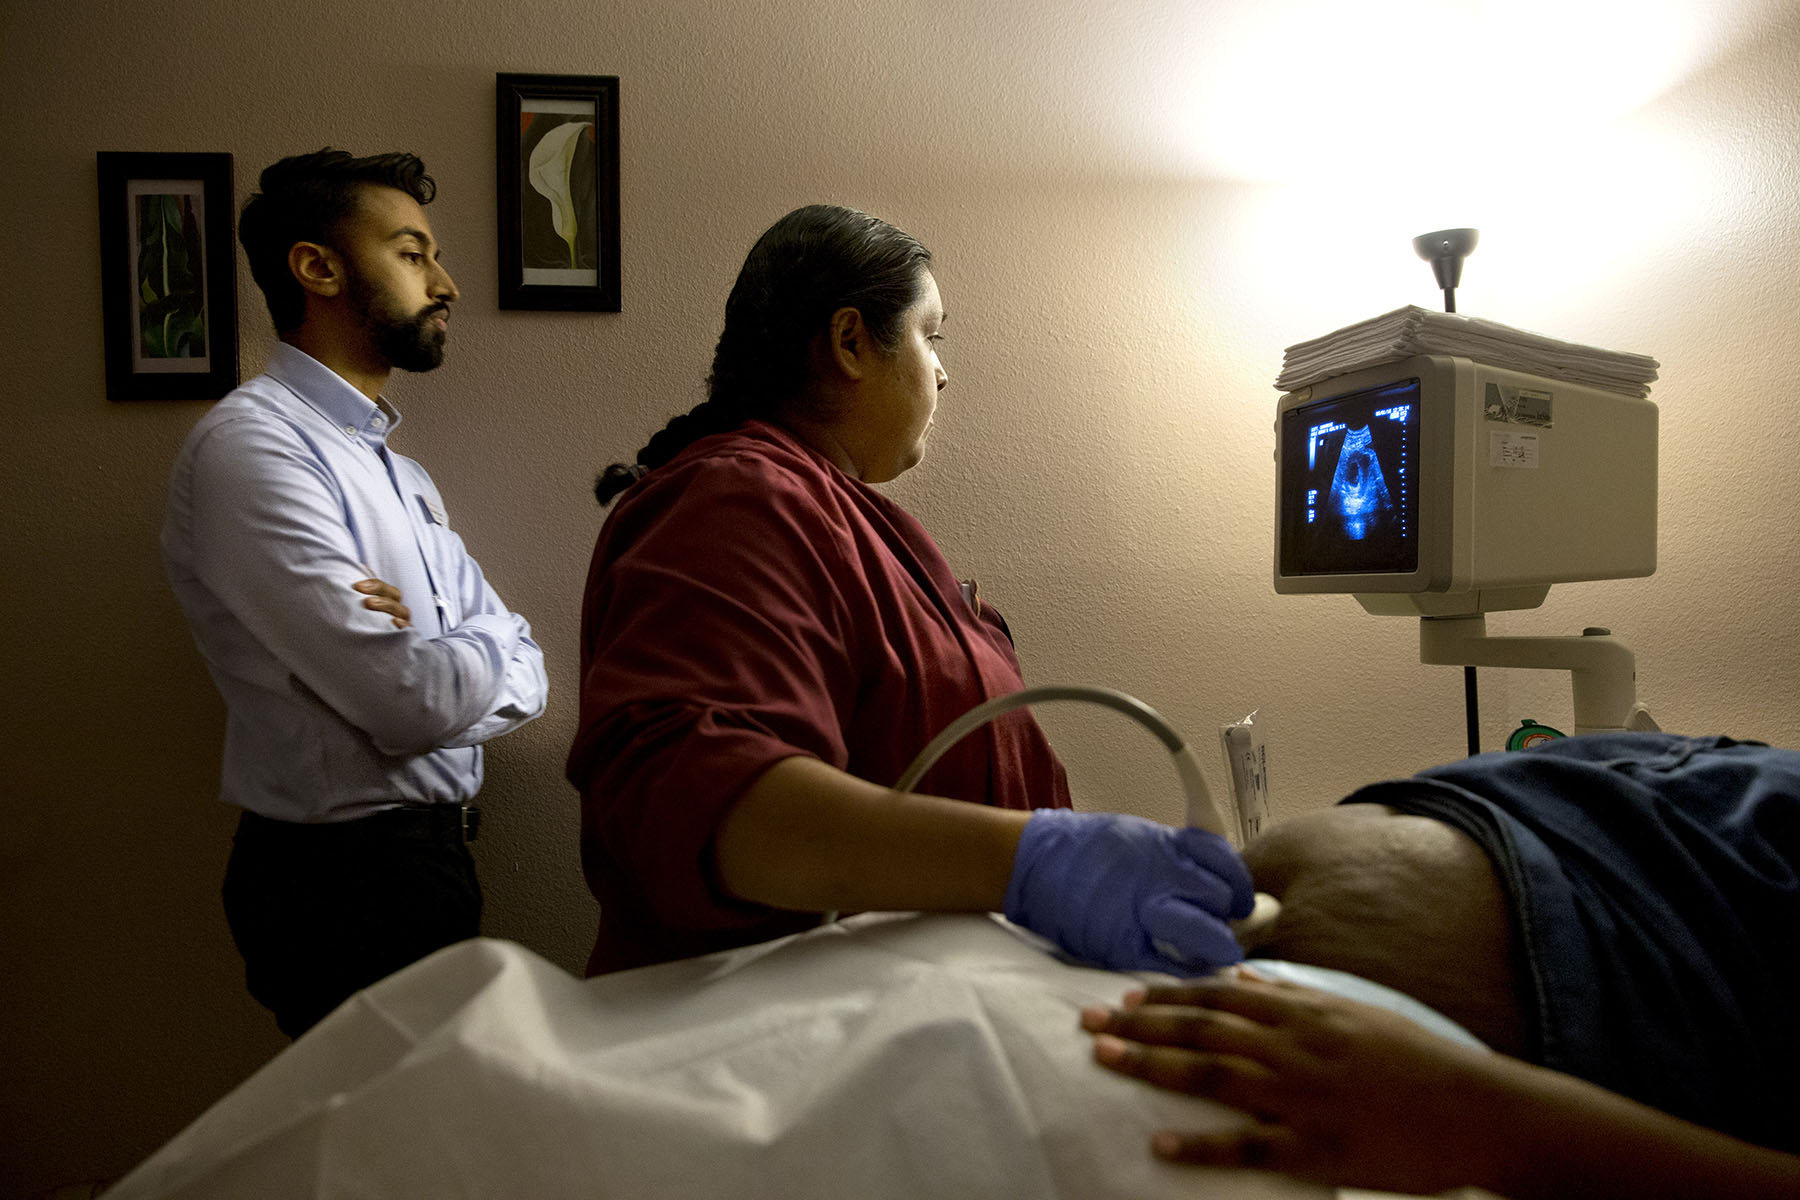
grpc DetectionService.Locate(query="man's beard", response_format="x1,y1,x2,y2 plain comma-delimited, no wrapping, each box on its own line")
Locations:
351,274,448,373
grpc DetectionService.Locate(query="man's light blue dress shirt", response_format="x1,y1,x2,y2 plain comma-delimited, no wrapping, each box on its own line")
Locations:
163,343,548,822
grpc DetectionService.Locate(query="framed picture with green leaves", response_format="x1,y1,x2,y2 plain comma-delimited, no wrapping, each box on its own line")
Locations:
96,151,238,401
496,73,621,311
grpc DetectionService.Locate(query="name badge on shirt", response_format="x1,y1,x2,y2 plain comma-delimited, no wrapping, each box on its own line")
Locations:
416,493,449,526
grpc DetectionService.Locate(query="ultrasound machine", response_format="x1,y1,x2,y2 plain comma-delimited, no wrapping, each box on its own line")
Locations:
1273,352,1660,741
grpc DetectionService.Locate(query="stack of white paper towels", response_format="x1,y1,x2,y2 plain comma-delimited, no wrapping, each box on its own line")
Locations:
1277,305,1660,398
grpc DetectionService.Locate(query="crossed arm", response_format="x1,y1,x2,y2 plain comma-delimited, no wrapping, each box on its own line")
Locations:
354,575,412,628
1081,972,1800,1200
348,570,544,749
181,416,546,754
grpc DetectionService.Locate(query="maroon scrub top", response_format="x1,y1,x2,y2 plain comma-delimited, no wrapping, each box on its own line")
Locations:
568,421,1072,973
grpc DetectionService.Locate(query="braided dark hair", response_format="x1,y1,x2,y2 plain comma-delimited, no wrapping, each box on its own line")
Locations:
238,148,436,333
594,204,932,505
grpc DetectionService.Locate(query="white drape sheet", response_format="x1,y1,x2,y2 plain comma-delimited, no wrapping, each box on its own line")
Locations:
110,913,1452,1199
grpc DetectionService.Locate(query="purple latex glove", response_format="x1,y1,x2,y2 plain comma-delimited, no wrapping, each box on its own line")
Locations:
1003,809,1254,974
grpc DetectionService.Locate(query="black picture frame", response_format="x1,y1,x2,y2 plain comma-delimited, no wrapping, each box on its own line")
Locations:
496,73,621,312
96,151,239,402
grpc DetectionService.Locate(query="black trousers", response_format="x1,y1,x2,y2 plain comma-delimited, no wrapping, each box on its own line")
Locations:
222,807,482,1039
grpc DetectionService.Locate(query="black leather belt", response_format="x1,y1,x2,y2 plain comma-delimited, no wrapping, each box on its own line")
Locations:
370,803,482,843
239,804,482,843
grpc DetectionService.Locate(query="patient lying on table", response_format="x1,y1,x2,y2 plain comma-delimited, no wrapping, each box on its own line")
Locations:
1088,731,1800,1200
106,732,1799,1200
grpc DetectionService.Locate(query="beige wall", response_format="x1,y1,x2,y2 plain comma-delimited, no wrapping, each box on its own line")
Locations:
3,0,1798,1192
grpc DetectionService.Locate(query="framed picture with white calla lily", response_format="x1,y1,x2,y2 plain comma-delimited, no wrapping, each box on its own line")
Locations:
496,73,621,311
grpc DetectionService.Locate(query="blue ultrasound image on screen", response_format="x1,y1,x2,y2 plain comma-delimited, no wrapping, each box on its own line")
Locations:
1327,425,1393,541
1280,378,1420,576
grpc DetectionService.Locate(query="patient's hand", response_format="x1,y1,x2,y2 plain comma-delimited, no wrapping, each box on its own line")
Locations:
1083,971,1800,1200
1081,970,1509,1197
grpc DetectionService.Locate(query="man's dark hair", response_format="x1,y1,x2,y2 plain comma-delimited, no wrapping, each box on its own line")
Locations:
237,149,436,333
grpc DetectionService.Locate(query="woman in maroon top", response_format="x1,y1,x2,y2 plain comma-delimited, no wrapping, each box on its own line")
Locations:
568,205,1251,976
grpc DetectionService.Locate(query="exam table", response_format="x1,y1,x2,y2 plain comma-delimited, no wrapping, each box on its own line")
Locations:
107,913,1467,1199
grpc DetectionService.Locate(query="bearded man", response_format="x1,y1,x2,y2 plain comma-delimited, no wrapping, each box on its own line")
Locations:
162,149,547,1038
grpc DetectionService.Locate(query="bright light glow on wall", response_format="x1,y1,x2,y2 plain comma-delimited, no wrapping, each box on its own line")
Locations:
1158,0,1744,183
1165,0,1764,324
1224,114,1728,334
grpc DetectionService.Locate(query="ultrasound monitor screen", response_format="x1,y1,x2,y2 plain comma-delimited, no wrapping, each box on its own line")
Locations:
1279,377,1420,576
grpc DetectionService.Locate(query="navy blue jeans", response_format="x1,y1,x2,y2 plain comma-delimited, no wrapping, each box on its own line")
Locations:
1349,734,1800,1153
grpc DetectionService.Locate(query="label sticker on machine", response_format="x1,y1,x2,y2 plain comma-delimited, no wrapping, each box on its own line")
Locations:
1490,430,1539,468
1484,381,1553,428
